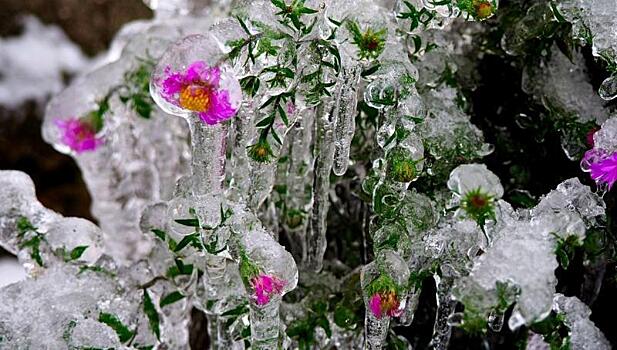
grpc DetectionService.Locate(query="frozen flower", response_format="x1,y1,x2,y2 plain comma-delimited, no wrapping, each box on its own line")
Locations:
160,61,237,125
368,291,402,319
250,274,286,305
387,149,419,183
461,187,496,227
586,151,617,190
457,0,497,20
55,117,103,154
247,139,275,163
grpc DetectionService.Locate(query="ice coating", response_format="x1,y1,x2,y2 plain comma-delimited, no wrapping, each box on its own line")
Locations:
1,0,615,349
552,294,611,350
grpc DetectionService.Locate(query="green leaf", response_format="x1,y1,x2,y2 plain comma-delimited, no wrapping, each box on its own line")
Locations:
256,116,275,128
132,94,153,119
98,312,134,343
69,245,89,261
240,76,261,97
221,302,249,317
174,233,197,252
160,291,186,307
150,229,166,241
174,218,200,227
143,289,160,340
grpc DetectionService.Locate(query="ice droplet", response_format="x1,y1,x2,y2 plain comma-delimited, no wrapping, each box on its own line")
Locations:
598,75,617,101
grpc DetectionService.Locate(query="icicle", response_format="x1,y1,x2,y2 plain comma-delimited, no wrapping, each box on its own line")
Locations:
187,117,227,198
332,65,361,176
306,100,336,272
431,275,456,350
282,115,313,261
228,108,253,203
364,311,390,350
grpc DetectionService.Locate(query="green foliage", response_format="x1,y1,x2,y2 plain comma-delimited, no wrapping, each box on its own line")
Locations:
552,234,582,270
530,312,571,350
119,59,156,119
286,300,332,350
159,291,186,307
97,312,135,343
143,289,160,340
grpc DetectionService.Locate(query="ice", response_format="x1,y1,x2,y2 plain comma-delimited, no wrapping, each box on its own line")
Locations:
447,163,504,199
454,178,605,332
0,16,90,109
0,257,26,288
591,116,617,153
522,47,610,126
553,294,611,350
332,65,361,176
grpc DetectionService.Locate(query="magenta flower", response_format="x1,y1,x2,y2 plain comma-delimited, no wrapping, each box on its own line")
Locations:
249,274,286,305
160,61,237,125
589,151,617,190
368,291,401,319
55,118,103,153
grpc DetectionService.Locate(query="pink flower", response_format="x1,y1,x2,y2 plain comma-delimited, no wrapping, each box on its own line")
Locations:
160,61,237,125
250,274,286,305
368,291,401,319
589,151,617,190
369,294,383,318
55,118,103,153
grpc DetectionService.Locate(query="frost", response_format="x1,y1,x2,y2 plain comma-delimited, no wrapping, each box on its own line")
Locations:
0,16,90,109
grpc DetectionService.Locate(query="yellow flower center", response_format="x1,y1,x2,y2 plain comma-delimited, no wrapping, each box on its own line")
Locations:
255,146,268,158
179,85,211,112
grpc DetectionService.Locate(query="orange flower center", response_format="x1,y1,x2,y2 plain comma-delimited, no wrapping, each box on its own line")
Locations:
179,85,211,112
381,291,399,311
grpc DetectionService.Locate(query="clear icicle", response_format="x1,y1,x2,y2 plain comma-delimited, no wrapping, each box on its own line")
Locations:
332,65,361,176
431,276,456,350
306,100,336,272
364,311,390,350
283,114,314,260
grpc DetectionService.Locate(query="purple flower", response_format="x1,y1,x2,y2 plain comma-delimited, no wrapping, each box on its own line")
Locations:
589,151,617,190
250,274,286,305
160,61,237,125
55,118,103,153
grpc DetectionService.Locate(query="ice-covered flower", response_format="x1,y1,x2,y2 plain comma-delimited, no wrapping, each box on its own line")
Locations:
250,274,286,305
160,61,237,125
368,291,402,319
248,139,275,163
583,150,617,190
55,118,103,154
457,0,497,20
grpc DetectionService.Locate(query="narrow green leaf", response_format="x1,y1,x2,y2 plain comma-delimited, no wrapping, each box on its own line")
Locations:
150,229,166,241
160,291,186,307
98,312,134,343
174,218,200,227
174,233,197,252
143,289,160,340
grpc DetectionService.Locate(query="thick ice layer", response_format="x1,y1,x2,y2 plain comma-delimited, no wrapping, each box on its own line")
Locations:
553,294,611,350
522,47,609,126
0,265,128,349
